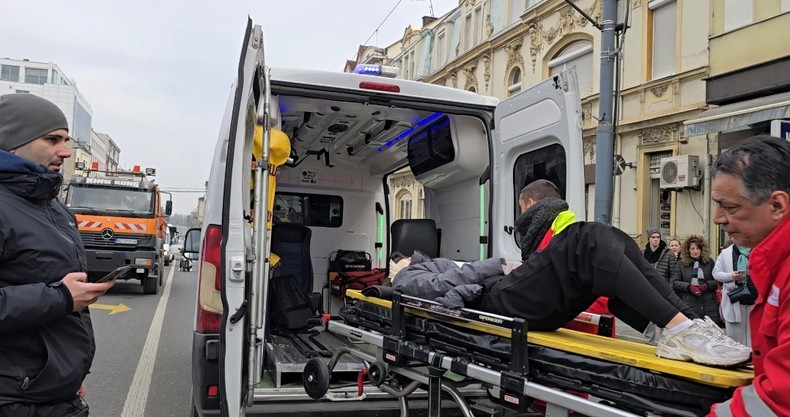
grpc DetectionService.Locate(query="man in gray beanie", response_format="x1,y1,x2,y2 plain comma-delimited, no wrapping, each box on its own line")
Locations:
0,93,71,170
0,93,115,416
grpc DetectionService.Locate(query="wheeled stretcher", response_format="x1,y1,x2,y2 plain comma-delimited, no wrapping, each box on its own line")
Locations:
304,289,753,417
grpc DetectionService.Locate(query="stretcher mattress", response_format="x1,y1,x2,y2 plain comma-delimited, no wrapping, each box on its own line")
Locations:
340,289,753,416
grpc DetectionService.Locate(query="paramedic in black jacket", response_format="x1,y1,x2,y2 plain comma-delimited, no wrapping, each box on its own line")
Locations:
0,93,116,416
478,181,750,366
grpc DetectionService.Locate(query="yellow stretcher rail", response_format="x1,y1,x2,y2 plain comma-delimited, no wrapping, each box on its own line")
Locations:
345,289,753,389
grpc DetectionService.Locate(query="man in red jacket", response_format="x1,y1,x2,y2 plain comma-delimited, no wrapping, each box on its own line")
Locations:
709,135,790,416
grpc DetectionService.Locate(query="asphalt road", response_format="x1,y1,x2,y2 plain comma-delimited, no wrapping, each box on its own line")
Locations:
86,265,196,417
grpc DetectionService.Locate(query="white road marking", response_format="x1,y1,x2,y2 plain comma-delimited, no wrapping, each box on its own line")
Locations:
120,266,177,417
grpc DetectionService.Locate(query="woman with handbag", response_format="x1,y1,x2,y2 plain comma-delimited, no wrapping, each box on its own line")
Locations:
713,242,756,346
671,235,722,326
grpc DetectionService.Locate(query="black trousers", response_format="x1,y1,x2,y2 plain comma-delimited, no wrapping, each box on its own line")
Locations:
480,222,696,332
0,397,88,417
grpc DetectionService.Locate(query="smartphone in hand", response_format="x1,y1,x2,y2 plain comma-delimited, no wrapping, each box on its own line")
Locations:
92,265,132,283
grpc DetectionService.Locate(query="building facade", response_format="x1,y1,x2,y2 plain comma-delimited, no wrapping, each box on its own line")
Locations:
0,58,94,146
91,131,121,172
375,0,728,246
684,0,790,248
389,168,426,220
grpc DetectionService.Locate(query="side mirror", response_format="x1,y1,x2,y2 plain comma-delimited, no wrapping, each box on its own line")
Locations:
183,228,202,255
165,200,173,216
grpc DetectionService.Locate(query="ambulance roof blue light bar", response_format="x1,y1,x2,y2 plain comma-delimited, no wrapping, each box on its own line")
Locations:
353,64,398,78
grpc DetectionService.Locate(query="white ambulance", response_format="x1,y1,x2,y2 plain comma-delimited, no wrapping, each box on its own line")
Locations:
185,19,584,417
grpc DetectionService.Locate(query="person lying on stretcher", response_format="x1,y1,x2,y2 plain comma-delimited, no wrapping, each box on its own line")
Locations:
391,180,750,367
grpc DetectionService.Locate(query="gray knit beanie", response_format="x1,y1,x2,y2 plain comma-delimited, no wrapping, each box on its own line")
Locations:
0,93,69,151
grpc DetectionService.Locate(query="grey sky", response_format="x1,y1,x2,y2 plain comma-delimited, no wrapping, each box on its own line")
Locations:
2,0,456,215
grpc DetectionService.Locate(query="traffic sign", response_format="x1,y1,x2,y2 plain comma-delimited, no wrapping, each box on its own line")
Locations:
613,154,627,176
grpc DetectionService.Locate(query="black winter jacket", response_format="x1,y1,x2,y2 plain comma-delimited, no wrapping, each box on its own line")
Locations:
0,151,92,404
670,259,721,323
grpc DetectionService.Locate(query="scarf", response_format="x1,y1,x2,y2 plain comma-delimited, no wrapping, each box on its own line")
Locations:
514,197,569,261
736,246,751,276
643,240,667,264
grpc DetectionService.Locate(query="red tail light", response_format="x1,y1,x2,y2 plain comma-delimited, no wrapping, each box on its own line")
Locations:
196,224,222,333
202,225,223,291
359,81,400,93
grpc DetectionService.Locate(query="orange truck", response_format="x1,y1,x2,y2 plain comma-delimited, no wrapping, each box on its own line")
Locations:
65,163,172,294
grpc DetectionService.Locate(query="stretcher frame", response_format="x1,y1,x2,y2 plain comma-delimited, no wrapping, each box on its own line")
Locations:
312,290,754,417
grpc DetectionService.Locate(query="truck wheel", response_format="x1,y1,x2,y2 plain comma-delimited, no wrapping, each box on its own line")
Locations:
143,275,158,294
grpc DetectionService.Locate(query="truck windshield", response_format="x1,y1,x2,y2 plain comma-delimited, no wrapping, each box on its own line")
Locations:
67,185,155,216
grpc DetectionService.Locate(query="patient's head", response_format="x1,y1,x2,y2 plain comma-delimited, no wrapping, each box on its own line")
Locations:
388,252,411,282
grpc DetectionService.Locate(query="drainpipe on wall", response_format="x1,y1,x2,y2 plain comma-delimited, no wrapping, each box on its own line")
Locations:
702,135,712,244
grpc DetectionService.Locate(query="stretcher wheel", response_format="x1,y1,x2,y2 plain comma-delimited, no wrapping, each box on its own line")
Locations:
303,358,330,399
368,362,387,386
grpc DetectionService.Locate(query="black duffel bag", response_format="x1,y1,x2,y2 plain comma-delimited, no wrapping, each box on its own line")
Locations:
329,249,372,272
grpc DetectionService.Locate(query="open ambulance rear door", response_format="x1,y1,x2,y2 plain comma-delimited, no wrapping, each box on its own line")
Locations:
218,19,270,417
489,69,585,261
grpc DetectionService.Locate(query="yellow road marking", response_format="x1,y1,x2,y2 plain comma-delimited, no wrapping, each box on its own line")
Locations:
89,303,131,315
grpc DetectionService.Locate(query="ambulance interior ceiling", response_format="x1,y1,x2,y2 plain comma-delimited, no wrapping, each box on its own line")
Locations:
275,95,484,178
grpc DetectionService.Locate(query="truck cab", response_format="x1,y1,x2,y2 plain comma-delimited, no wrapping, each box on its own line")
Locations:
65,163,173,294
186,19,582,416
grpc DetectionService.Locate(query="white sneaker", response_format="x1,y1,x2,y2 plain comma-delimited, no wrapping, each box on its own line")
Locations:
656,317,751,366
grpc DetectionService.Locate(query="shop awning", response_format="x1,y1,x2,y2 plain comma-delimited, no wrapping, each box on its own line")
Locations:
684,91,790,137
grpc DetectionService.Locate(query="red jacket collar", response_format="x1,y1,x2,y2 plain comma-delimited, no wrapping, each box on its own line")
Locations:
749,215,790,300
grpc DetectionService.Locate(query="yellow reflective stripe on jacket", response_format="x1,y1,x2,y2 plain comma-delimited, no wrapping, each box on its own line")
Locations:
551,210,576,235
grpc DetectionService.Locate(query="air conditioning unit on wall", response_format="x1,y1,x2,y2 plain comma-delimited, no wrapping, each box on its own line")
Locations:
660,155,700,190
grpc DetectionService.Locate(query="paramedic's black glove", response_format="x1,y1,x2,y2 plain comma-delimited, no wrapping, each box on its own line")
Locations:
690,285,703,297
697,283,709,293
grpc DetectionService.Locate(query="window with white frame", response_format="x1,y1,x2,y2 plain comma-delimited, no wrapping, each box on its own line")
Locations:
403,55,410,79
548,40,594,96
474,6,483,45
507,67,522,96
24,68,48,85
399,192,413,220
465,13,472,51
510,0,523,24
409,51,416,79
724,0,753,31
436,31,446,68
1,65,20,82
649,0,677,80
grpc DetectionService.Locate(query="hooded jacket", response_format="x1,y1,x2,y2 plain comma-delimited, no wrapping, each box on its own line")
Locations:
0,150,93,404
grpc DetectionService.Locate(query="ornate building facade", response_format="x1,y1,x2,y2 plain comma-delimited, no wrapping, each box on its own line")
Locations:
372,0,785,246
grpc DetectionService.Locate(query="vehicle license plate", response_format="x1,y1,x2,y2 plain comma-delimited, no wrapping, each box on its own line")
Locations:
116,238,137,244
